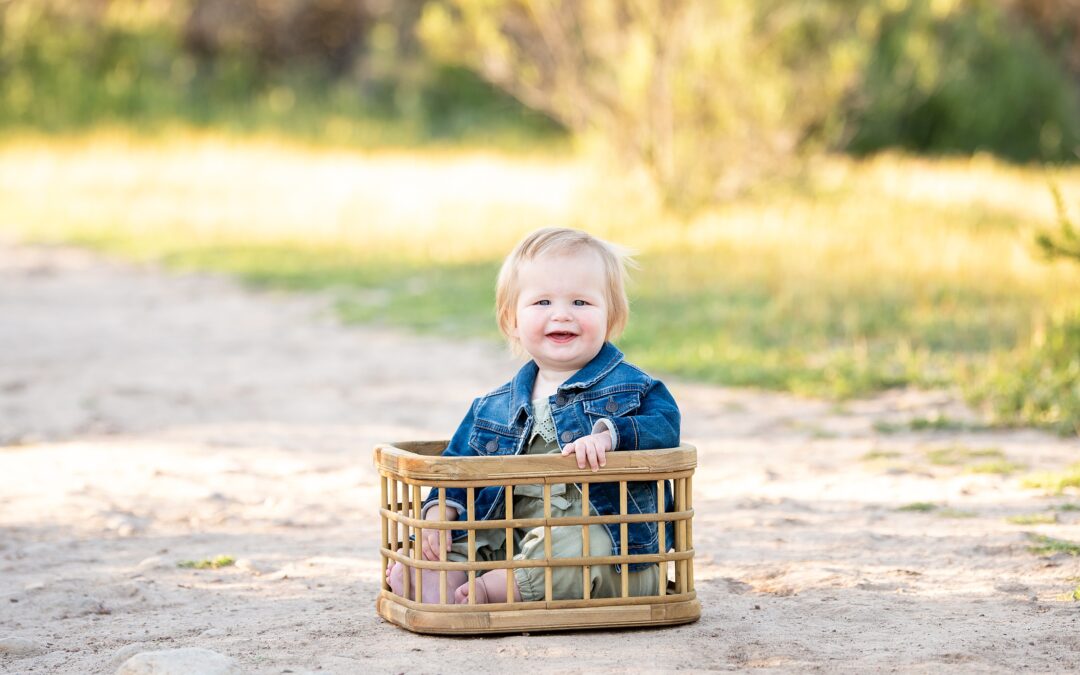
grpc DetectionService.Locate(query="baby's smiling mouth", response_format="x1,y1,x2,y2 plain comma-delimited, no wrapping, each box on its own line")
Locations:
545,331,577,343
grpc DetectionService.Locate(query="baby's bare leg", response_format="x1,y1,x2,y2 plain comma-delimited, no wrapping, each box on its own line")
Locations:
453,569,523,604
387,559,466,604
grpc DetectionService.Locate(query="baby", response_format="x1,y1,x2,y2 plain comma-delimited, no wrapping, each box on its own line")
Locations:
387,227,680,603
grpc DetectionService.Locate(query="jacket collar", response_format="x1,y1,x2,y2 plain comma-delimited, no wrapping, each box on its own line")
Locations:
508,342,625,424
560,341,624,390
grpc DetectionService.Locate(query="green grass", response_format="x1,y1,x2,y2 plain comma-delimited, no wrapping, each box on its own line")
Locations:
177,555,235,569
861,450,902,461
913,445,1024,474
871,421,905,434
925,445,1004,466
1056,503,1080,512
872,415,992,434
1027,534,1080,557
908,415,988,432
967,309,1080,436
898,502,938,512
1021,463,1080,495
964,460,1026,475
937,508,977,518
1006,513,1058,525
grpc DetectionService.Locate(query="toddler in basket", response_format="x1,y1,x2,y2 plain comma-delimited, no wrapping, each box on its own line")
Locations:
386,227,680,603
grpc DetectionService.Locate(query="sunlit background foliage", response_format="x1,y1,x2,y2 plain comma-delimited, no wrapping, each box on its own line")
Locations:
1,0,1078,433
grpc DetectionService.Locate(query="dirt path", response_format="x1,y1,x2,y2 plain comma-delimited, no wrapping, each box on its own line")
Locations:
2,242,1079,673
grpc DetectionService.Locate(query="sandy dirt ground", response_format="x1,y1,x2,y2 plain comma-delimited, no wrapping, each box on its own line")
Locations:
2,241,1080,674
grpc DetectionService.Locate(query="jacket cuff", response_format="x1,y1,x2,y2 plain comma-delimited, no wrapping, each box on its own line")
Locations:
590,418,619,449
608,416,637,450
419,499,464,521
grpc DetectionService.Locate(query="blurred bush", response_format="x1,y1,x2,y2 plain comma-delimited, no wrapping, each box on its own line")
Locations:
847,0,1080,162
418,0,1080,208
1037,185,1080,263
1009,0,1080,80
968,188,1080,435
967,309,1080,435
183,0,372,76
1,0,1078,192
419,0,869,210
0,0,562,145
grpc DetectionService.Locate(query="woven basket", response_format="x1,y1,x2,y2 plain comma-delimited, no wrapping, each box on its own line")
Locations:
374,440,700,634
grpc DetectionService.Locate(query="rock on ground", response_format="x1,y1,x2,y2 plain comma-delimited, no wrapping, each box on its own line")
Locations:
116,648,240,675
0,636,43,655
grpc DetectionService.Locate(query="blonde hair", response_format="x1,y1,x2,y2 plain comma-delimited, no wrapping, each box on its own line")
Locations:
495,228,634,352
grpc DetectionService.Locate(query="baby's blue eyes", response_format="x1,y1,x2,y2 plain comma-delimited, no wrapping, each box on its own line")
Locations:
533,299,590,306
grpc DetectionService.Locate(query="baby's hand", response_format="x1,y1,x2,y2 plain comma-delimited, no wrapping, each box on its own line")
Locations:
561,431,612,472
421,506,457,561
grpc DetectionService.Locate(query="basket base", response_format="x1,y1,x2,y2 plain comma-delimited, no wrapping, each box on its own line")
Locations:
376,595,701,635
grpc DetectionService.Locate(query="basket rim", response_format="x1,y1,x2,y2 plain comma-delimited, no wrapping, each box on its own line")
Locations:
374,441,697,482
376,594,702,634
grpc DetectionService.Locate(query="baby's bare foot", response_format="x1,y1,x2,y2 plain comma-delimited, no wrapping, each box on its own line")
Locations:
453,576,489,604
386,561,407,597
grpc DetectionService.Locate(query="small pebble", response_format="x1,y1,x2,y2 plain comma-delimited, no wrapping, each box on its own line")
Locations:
110,643,151,669
75,598,111,616
234,558,270,575
135,557,169,573
0,636,43,656
116,647,241,675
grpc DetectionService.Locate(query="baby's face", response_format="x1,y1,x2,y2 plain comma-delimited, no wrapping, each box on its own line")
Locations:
511,249,609,375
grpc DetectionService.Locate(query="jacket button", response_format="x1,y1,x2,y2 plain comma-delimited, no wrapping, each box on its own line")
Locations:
560,431,575,443
555,395,567,406
605,398,619,413
485,440,498,452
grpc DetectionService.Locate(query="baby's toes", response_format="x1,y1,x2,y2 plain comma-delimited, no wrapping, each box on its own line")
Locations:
387,562,405,595
453,584,469,604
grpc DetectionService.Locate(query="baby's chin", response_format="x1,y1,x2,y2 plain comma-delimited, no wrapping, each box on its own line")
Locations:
531,346,604,370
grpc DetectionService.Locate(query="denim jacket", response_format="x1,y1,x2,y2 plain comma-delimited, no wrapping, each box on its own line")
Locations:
422,341,680,571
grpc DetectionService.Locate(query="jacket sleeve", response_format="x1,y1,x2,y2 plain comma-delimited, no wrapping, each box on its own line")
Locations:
606,379,681,450
419,398,478,518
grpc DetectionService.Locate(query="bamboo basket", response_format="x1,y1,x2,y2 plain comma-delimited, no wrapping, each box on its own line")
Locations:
374,440,700,634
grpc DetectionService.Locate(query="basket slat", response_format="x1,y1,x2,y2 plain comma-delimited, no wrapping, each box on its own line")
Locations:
505,485,514,604
543,483,553,602
380,508,694,530
382,547,695,571
467,487,476,605
581,481,590,601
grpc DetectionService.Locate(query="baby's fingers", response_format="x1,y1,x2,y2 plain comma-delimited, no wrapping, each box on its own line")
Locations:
585,438,601,471
573,442,588,469
562,441,587,469
422,531,443,560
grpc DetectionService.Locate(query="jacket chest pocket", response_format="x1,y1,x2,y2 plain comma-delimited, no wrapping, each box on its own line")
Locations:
469,426,517,455
583,391,642,418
